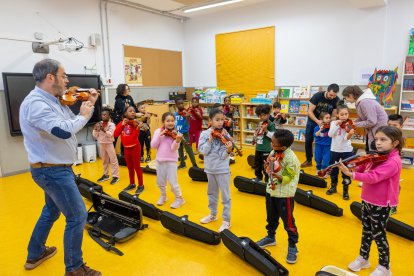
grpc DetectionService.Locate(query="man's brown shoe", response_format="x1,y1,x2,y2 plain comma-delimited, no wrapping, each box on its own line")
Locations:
65,264,102,276
24,246,57,270
300,160,312,168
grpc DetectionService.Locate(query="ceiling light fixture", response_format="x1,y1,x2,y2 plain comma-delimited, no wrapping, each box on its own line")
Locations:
183,0,244,13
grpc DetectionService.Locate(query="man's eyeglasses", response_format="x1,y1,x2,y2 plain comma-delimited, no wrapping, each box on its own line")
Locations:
52,74,69,80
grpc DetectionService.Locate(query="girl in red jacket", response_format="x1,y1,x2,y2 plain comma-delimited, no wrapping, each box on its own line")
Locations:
114,106,144,194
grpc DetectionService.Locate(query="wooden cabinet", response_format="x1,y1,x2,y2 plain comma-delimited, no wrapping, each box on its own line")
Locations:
144,103,170,136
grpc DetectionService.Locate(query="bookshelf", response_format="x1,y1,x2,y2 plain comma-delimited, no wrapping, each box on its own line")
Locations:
399,55,414,166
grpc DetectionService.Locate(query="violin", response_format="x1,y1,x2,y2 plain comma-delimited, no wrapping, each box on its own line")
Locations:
274,112,290,119
211,128,243,156
321,122,330,129
252,121,269,145
265,151,284,190
224,117,232,128
339,119,356,133
136,112,157,122
178,109,189,117
59,86,100,106
162,127,190,145
317,152,389,177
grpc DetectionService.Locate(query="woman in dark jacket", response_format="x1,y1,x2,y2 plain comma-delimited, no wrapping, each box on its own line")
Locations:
113,84,136,155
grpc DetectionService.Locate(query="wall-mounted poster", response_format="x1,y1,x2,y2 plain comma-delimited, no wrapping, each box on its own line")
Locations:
124,57,143,86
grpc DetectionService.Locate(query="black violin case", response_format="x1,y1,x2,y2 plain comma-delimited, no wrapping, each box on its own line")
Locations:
247,154,256,169
118,191,163,220
233,176,267,196
221,229,289,276
159,211,221,245
141,165,156,174
350,201,414,241
299,170,327,188
188,167,208,182
86,191,147,256
294,188,343,217
117,154,127,166
75,175,107,201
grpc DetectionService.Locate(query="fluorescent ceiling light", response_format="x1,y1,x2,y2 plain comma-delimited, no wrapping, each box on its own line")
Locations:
183,0,244,13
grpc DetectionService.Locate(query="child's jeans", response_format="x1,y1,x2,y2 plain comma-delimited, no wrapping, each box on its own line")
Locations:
314,144,330,171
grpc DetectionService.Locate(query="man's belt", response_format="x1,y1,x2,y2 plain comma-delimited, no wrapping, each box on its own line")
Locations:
30,162,72,169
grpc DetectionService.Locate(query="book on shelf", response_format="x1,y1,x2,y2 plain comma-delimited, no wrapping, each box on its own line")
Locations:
279,87,292,98
299,101,309,114
287,116,295,125
295,116,307,126
405,61,414,74
268,90,278,99
288,100,300,113
403,118,414,129
298,129,306,141
292,87,301,98
403,79,414,90
405,137,414,148
299,85,310,98
310,86,320,97
280,99,289,113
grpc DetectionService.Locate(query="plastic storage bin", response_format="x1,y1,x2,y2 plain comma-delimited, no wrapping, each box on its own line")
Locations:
82,143,97,163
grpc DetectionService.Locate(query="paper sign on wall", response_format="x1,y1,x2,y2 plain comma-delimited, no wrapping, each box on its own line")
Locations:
124,57,143,86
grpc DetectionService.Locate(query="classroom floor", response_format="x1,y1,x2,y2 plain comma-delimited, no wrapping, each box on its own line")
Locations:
0,149,413,276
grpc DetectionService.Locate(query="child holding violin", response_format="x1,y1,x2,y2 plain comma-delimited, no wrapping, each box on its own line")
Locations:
136,103,152,163
269,102,288,126
93,107,120,185
151,112,185,208
188,97,203,154
338,126,403,276
174,99,198,169
326,105,355,200
256,129,300,264
313,112,332,177
114,106,145,194
252,104,276,183
198,108,234,232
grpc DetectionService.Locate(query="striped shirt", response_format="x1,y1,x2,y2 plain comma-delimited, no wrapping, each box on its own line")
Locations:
19,86,92,164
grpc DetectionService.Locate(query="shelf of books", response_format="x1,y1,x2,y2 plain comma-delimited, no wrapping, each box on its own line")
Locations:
399,55,414,166
199,103,242,147
277,86,316,143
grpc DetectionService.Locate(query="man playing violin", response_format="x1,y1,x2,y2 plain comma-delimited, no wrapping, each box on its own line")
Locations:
19,59,101,275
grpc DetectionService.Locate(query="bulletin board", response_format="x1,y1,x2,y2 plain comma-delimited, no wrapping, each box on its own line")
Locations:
216,26,275,98
123,45,183,86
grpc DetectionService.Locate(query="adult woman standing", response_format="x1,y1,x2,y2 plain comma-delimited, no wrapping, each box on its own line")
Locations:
342,86,388,151
113,84,136,155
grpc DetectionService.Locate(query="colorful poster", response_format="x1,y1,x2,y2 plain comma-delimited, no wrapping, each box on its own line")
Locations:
124,57,143,86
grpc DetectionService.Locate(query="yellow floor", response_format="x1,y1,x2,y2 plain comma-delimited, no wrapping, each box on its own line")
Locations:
0,149,413,276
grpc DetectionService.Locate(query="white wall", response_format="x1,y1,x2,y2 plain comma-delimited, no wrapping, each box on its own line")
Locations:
183,0,413,87
0,0,185,176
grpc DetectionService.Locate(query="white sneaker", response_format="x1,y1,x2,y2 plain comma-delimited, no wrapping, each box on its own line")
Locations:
370,265,391,276
170,198,185,209
348,256,370,272
315,170,320,176
156,196,167,206
218,221,231,232
200,214,217,224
